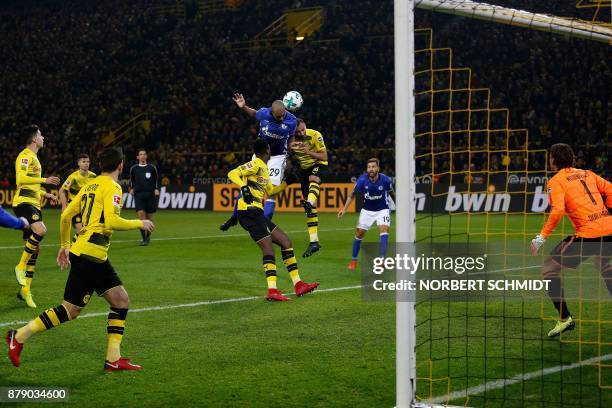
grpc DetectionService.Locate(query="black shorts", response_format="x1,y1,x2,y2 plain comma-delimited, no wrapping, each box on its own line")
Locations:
550,235,611,269
299,164,328,199
63,253,123,307
238,208,277,242
13,204,43,240
134,191,157,213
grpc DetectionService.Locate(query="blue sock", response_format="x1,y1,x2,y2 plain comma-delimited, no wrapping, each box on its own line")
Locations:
232,193,240,218
379,233,389,257
352,237,362,260
264,199,276,220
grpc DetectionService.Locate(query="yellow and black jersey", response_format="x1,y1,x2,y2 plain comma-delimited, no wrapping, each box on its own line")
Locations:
294,128,328,170
61,170,97,202
13,148,46,209
61,175,142,262
227,157,286,211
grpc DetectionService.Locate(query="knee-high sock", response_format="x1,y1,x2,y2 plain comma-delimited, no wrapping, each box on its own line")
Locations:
18,233,43,269
379,233,389,257
306,209,319,243
352,237,363,260
24,252,38,291
307,181,321,206
140,229,146,241
107,307,128,362
264,199,276,220
15,305,72,343
263,254,277,289
543,269,570,319
281,248,301,285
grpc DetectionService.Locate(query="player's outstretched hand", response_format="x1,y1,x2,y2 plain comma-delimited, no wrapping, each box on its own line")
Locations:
57,248,71,270
530,234,546,255
45,176,61,185
241,185,254,204
141,220,155,233
338,208,346,219
233,93,246,108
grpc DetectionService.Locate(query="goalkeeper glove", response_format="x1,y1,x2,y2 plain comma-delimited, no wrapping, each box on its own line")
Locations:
530,234,546,255
241,185,254,204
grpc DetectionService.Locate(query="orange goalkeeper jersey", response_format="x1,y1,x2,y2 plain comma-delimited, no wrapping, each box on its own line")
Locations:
540,168,612,238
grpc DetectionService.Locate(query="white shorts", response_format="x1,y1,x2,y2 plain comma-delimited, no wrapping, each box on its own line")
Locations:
357,209,391,231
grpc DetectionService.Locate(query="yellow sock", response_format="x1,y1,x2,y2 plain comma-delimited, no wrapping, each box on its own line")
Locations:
282,248,301,284
263,255,277,289
18,233,43,269
16,305,71,343
307,181,320,206
106,308,127,362
266,275,277,290
306,209,319,243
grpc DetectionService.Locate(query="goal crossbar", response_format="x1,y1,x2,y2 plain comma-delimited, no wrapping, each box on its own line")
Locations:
416,0,612,43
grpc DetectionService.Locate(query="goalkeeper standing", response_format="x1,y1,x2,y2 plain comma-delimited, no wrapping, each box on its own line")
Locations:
530,143,611,338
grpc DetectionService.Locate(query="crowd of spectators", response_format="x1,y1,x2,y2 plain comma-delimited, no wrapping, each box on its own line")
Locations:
0,0,608,189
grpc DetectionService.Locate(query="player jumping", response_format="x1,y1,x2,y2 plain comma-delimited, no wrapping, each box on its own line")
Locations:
6,147,155,371
290,118,328,257
59,154,96,239
227,139,319,301
530,143,611,338
338,158,395,270
12,125,60,308
219,94,297,230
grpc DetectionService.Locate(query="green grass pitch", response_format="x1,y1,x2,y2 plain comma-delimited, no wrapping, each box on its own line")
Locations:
0,210,609,407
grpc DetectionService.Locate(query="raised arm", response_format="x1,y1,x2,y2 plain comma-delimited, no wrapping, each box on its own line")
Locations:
233,93,257,118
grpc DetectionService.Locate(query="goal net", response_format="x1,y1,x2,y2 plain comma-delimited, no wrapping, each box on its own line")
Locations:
395,1,611,406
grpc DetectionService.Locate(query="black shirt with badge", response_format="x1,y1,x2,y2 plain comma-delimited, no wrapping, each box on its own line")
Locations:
129,163,159,193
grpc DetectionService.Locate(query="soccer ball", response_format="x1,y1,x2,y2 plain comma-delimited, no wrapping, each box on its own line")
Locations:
282,91,303,111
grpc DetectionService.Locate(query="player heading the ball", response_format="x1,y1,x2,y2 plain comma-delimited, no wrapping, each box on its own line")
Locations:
220,94,297,231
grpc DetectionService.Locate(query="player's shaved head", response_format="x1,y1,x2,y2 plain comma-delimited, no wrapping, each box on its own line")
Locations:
271,100,286,121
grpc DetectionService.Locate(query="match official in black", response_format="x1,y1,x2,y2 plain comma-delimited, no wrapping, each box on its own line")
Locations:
129,148,160,246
